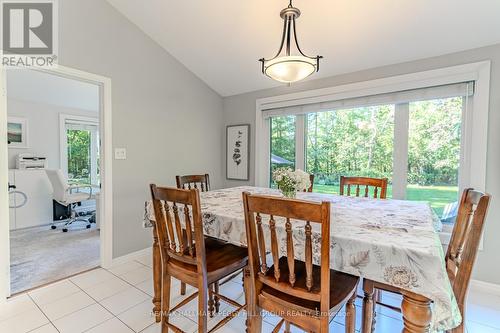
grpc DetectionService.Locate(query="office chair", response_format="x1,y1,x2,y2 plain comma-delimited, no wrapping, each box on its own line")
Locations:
45,169,96,232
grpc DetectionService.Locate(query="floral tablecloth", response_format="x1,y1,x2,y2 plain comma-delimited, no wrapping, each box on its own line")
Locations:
144,186,460,331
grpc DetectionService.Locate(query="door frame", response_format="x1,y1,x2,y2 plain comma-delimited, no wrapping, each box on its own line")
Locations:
0,64,113,301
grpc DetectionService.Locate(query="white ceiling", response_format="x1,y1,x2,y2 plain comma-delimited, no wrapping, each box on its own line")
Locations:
107,0,500,97
6,69,100,112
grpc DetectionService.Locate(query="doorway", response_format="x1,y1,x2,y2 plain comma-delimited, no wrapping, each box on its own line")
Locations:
0,65,113,299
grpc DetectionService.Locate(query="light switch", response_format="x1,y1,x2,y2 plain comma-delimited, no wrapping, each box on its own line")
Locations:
114,148,127,160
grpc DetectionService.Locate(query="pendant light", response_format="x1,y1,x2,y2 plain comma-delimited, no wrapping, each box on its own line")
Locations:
259,0,322,83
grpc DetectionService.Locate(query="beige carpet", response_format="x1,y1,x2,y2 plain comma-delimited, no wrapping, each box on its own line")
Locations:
10,222,100,294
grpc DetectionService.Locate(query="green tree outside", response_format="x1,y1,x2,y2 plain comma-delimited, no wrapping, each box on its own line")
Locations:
67,129,91,183
270,97,463,217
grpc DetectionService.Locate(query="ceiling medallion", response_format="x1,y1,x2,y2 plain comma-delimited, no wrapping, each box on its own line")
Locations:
259,0,322,83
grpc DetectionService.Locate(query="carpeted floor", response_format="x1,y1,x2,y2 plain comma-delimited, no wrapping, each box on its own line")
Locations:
10,222,100,294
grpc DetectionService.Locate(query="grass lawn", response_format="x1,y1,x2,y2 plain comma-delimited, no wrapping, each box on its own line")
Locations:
312,183,458,217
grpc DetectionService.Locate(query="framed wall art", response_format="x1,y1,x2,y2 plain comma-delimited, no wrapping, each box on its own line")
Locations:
7,117,29,148
226,124,250,180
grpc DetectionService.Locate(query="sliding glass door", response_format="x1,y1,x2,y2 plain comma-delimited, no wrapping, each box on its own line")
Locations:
406,97,463,219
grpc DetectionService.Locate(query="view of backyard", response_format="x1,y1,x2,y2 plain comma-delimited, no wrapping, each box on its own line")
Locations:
270,97,463,219
67,129,92,183
312,183,457,216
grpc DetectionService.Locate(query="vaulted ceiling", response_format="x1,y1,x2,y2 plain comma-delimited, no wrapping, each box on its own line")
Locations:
107,0,500,97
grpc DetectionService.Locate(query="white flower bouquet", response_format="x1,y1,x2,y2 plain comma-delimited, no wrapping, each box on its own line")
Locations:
272,168,311,198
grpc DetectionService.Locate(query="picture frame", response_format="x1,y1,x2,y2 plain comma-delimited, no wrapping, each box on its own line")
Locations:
7,116,29,148
226,124,250,180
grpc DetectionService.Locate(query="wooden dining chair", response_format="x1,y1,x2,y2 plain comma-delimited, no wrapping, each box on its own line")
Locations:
339,176,388,311
242,192,359,332
175,174,211,300
305,174,315,192
361,188,490,333
339,176,388,199
150,185,248,333
176,174,210,192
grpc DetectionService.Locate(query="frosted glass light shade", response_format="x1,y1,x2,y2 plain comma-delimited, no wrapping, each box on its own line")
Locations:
263,56,316,83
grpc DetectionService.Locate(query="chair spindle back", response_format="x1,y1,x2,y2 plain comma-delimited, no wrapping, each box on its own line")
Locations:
242,192,331,311
176,174,210,192
339,176,388,199
150,185,206,267
305,174,315,192
445,188,490,308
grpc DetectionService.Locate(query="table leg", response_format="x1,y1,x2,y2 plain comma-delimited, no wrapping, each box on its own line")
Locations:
401,290,432,333
362,279,375,333
152,223,162,323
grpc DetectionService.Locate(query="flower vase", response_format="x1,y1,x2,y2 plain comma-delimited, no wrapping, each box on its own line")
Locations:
281,188,296,198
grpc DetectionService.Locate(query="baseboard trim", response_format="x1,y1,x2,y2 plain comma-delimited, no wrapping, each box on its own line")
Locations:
111,247,152,267
470,279,500,296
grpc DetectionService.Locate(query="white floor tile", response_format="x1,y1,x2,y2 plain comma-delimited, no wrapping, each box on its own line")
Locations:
108,260,145,276
135,255,153,268
100,286,150,315
467,321,500,333
213,311,250,333
140,312,197,333
135,279,154,296
38,290,95,321
52,303,113,333
467,294,500,329
117,299,156,332
3,257,500,333
219,281,245,303
139,323,161,333
70,268,116,289
262,311,282,327
29,323,59,333
0,294,39,322
373,312,403,332
119,266,152,285
29,279,80,306
0,307,49,333
85,317,135,333
82,276,131,301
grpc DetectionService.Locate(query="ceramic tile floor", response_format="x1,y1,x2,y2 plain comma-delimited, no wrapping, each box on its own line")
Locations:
1,253,499,332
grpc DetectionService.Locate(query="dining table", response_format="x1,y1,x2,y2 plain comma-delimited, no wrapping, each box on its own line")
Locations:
143,186,461,333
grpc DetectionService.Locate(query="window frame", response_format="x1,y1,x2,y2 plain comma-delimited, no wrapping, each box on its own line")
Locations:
256,62,490,245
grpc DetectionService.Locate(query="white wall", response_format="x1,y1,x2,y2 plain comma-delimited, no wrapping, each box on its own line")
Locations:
222,43,500,285
7,98,98,170
54,0,223,258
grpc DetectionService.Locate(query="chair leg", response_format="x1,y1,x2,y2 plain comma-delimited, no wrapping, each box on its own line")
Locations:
214,282,220,313
373,289,380,328
320,317,329,332
449,304,465,333
345,290,357,333
180,282,186,296
284,321,291,333
208,284,215,318
198,282,208,333
161,270,171,333
362,279,375,333
243,267,262,333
